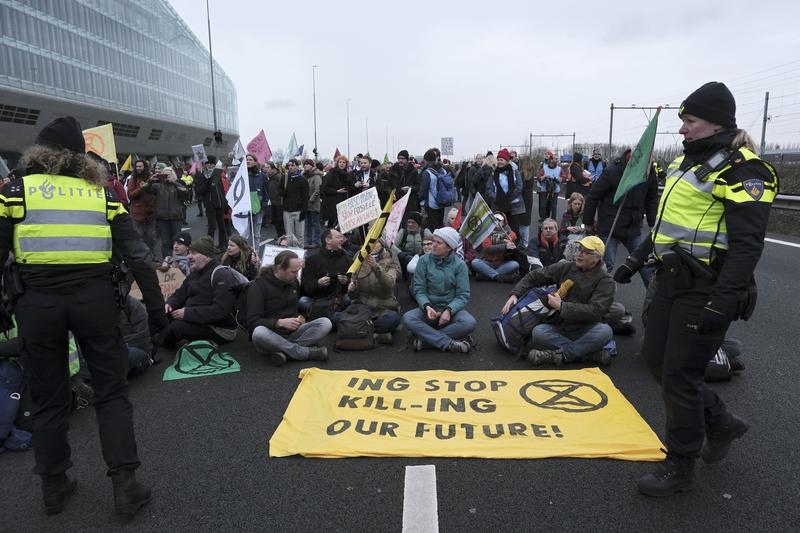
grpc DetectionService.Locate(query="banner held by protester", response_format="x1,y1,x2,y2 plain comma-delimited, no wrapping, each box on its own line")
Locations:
247,129,272,165
348,192,394,275
459,192,497,247
226,163,252,237
381,189,411,247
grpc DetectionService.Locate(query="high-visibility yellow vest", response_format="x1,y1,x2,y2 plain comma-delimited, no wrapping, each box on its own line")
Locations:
652,147,778,264
0,174,126,265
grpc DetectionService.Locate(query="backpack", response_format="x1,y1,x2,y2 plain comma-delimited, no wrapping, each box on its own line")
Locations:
491,287,558,356
0,358,31,451
433,168,455,206
334,303,376,351
211,266,252,331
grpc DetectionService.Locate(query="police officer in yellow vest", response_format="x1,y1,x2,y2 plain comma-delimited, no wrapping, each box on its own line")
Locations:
0,117,166,515
614,82,778,497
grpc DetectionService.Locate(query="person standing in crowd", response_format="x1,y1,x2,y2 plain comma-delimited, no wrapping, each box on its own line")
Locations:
584,149,606,184
560,192,585,241
282,159,308,247
221,234,260,281
487,148,524,236
536,152,564,223
0,117,165,516
391,150,420,223
302,159,322,248
265,162,286,237
418,148,447,230
321,155,350,228
126,159,158,259
245,154,268,249
565,152,590,198
349,154,377,197
147,166,189,259
583,147,659,286
613,82,779,497
246,250,330,366
194,156,228,253
462,154,484,212
403,227,476,353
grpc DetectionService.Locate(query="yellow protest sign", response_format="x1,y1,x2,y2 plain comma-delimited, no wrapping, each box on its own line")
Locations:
82,123,118,164
269,368,665,461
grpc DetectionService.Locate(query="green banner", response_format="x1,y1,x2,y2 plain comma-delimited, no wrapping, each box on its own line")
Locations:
614,108,660,204
163,341,241,381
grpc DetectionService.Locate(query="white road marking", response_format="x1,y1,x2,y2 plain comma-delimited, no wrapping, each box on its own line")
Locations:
765,237,800,249
402,465,439,533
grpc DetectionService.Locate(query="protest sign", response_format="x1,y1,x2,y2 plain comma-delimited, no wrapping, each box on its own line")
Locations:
261,244,306,266
336,187,381,234
129,267,185,301
191,144,207,163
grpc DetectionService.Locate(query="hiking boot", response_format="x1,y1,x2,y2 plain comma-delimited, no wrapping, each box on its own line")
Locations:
374,332,393,345
111,470,151,516
270,352,287,366
497,273,520,284
474,272,491,281
637,453,695,497
702,414,749,464
446,339,471,354
411,337,425,352
527,348,565,366
42,473,77,515
587,349,612,367
306,347,329,362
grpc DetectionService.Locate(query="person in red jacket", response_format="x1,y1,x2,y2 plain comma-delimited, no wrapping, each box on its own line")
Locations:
126,159,158,260
471,212,520,282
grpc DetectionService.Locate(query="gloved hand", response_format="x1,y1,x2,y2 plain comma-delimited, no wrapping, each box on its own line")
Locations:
697,302,729,333
613,258,641,284
148,310,169,336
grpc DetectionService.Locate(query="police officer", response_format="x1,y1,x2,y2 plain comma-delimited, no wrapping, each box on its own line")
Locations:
614,82,778,496
0,117,167,515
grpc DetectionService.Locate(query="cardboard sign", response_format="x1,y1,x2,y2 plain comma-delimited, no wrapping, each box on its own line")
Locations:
129,267,186,301
261,244,306,266
336,187,381,234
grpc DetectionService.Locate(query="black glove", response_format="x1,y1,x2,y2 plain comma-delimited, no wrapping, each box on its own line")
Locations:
148,310,169,336
697,302,729,334
613,258,640,284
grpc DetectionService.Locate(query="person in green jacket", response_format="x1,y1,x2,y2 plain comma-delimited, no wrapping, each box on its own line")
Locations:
402,227,475,353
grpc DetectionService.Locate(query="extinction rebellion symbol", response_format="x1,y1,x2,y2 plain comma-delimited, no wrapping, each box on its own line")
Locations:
519,379,608,412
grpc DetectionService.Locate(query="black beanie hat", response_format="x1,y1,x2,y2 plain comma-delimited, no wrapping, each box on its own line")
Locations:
679,82,737,129
174,231,192,247
423,148,439,163
35,117,85,153
206,155,218,165
397,149,409,159
406,211,423,226
189,236,217,258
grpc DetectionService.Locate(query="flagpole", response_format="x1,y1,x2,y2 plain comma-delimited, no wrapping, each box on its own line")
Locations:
250,212,257,251
605,192,628,245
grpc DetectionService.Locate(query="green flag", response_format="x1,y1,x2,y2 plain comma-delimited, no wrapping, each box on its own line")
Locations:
286,133,298,162
162,341,240,381
614,107,661,204
383,153,390,164
459,192,497,247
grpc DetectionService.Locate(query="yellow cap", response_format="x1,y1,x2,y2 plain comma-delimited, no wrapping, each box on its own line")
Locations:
576,235,606,256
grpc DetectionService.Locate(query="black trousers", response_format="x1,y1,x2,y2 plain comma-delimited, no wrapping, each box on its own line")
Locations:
161,320,228,349
425,207,443,230
538,192,557,222
206,206,228,250
643,271,729,457
16,281,139,477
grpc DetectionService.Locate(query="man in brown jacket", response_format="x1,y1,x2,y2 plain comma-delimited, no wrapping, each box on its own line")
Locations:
126,159,157,259
501,236,615,366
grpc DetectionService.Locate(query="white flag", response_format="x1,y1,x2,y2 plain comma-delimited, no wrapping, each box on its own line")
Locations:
226,164,252,237
231,139,246,164
381,189,411,247
0,157,10,179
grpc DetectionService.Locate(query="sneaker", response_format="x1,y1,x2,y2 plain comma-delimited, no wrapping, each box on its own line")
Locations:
701,414,749,464
374,332,393,345
270,352,287,366
637,452,695,497
446,339,471,354
527,348,565,366
411,337,424,352
588,349,612,367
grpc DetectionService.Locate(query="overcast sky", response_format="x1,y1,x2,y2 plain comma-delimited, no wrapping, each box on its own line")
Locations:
169,0,800,160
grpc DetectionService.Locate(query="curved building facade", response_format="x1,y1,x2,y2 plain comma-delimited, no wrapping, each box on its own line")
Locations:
0,0,238,164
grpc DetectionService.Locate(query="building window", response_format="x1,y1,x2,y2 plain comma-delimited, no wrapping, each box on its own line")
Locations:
0,104,40,125
148,129,163,141
96,120,140,138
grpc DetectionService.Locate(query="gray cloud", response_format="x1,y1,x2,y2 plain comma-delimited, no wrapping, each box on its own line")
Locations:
264,99,296,110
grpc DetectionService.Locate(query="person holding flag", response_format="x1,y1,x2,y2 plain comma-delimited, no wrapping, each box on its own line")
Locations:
616,83,779,497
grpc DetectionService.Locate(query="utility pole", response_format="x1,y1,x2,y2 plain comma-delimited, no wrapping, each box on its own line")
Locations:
365,118,369,154
346,98,351,160
760,91,770,156
205,0,220,147
312,65,319,160
529,132,533,158
608,103,614,156
572,132,576,154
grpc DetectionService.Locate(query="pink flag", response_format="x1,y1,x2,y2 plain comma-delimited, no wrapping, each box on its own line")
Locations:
333,147,341,161
247,129,272,165
188,160,200,174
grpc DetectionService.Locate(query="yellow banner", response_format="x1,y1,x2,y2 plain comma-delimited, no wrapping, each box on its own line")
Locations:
269,368,665,461
82,123,117,164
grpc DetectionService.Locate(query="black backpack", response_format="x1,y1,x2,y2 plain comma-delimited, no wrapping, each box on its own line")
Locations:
334,303,376,351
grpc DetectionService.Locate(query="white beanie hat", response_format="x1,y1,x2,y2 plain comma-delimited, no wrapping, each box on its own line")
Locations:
433,227,461,251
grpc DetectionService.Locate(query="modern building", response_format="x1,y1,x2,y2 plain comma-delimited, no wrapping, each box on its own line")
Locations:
0,0,238,167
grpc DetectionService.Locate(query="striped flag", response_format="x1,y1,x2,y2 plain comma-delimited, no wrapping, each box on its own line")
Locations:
458,192,496,247
347,191,395,275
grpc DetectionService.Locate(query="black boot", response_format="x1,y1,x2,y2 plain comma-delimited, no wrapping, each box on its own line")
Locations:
42,473,77,515
637,452,695,497
306,347,328,361
111,470,151,516
702,413,749,464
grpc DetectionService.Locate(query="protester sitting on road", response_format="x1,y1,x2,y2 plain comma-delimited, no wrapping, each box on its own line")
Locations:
392,211,433,276
472,212,520,282
501,236,615,367
403,227,476,353
299,228,352,319
160,231,192,276
559,192,586,241
406,237,434,277
336,239,402,344
529,218,565,267
120,293,154,377
161,236,239,348
221,234,260,281
277,234,302,248
246,250,330,366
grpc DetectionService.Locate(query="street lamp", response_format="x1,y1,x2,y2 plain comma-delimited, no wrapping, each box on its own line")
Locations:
205,0,221,148
346,98,351,160
312,65,319,160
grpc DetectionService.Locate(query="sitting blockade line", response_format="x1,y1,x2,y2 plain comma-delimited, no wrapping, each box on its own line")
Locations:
269,368,665,461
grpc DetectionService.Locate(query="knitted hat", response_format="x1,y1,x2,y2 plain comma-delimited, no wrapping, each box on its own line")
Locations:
397,149,410,159
406,211,423,226
423,148,439,163
189,235,216,258
433,227,460,251
303,159,315,167
35,117,85,152
206,155,217,164
679,82,737,129
174,231,192,247
497,148,511,162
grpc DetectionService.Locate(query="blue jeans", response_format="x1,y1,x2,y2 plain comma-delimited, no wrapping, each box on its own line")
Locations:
127,346,152,377
332,309,401,333
519,225,530,247
471,259,519,279
603,232,652,287
402,307,476,350
303,211,321,247
531,322,613,362
247,212,264,249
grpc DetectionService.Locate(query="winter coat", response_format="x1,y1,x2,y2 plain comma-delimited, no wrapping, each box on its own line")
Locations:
559,211,584,239
126,174,156,222
348,169,376,197
247,167,268,214
392,228,433,255
390,163,419,214
149,179,189,220
282,170,309,213
321,167,350,222
583,149,659,241
300,246,351,299
166,259,237,329
106,177,128,208
245,269,301,337
350,249,401,314
304,169,322,212
267,172,284,206
195,168,227,209
531,231,566,267
412,252,470,314
376,170,392,206
121,294,151,353
418,164,446,208
479,224,517,268
487,164,523,214
511,260,615,334
221,252,259,281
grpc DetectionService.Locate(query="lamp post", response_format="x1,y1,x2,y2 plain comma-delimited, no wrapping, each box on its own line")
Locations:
312,65,319,160
346,98,351,159
205,0,221,147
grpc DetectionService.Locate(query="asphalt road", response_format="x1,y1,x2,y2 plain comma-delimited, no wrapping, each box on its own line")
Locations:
2,204,799,532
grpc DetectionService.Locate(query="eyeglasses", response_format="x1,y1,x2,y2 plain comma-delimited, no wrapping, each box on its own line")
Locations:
422,242,433,247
